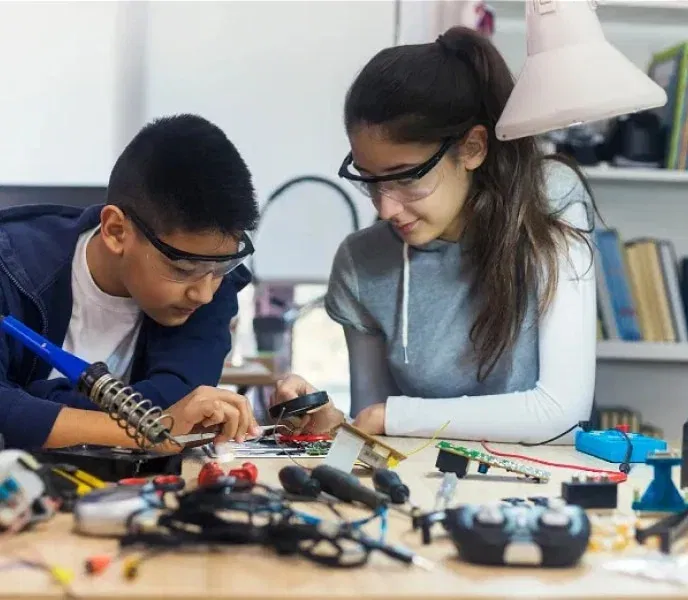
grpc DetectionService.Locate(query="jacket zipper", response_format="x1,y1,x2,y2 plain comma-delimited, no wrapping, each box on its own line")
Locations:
0,258,48,384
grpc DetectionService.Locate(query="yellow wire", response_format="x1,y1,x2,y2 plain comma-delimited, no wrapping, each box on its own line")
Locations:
404,420,450,457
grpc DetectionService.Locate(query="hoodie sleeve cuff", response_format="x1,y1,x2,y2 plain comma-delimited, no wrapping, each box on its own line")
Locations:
384,395,463,438
384,395,428,437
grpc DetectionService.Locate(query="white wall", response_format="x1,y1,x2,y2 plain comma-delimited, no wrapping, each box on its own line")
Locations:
144,1,390,281
0,1,388,280
0,1,143,186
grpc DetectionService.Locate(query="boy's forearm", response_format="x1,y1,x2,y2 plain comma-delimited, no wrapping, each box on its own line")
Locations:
44,407,138,449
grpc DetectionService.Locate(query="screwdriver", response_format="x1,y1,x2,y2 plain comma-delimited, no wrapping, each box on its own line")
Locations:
311,465,388,510
373,469,410,505
279,465,321,498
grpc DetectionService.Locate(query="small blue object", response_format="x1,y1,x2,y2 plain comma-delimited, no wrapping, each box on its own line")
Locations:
632,453,687,513
477,463,490,474
575,428,666,463
0,315,89,385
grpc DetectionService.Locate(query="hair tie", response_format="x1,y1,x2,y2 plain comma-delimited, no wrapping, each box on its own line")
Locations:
435,34,454,56
436,33,474,66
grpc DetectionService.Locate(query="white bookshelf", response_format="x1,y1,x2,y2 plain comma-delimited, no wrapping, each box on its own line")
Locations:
583,165,688,183
597,341,688,362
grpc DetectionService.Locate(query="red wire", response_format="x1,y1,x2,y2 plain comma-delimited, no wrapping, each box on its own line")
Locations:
480,441,628,483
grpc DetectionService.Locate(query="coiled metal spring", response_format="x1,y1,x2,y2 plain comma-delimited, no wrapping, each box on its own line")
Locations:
88,373,174,449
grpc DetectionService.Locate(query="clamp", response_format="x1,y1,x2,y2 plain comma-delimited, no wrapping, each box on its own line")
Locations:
636,508,688,553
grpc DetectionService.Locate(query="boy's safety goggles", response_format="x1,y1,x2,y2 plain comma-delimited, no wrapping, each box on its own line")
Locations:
124,209,254,283
337,138,456,204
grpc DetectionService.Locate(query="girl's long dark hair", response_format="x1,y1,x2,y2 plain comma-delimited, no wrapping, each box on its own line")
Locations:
344,26,596,381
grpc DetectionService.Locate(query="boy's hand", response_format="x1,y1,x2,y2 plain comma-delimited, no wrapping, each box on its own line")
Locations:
165,386,261,447
269,374,345,434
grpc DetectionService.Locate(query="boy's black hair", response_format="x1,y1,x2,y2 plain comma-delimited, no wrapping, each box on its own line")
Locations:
106,114,259,236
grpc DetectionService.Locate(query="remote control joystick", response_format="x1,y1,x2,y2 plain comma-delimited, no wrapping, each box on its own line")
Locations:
476,503,504,526
540,509,571,528
443,502,590,568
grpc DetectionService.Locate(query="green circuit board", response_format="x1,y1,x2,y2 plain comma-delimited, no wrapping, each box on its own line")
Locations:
436,441,551,482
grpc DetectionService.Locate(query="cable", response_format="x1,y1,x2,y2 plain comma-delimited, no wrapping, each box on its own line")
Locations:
615,428,633,474
404,421,450,459
480,441,627,483
250,175,360,283
518,420,632,475
117,486,423,573
519,421,588,447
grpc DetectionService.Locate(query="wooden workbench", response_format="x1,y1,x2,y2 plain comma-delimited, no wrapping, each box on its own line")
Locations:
1,438,685,600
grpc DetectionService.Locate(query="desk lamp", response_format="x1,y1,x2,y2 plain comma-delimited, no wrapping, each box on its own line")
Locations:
496,0,668,140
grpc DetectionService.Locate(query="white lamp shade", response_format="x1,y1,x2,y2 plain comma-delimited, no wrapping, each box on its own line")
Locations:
495,0,668,141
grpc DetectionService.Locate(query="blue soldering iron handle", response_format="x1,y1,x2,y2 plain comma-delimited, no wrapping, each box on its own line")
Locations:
0,315,89,385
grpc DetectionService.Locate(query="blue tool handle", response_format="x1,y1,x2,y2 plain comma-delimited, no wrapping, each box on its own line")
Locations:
0,315,89,385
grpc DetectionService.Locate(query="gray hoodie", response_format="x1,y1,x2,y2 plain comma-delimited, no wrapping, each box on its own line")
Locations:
324,160,596,443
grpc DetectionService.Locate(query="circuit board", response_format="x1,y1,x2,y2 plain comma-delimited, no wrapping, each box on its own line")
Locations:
213,436,332,459
435,441,551,482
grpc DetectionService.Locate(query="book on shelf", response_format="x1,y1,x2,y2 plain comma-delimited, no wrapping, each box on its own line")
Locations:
595,229,688,342
647,41,688,170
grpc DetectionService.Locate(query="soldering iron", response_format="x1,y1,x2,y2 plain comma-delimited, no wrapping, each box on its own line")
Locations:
0,315,176,449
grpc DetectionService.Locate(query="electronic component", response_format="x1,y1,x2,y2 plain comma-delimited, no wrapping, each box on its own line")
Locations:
434,442,550,483
324,422,407,473
198,462,227,488
632,451,688,513
214,437,332,459
228,462,258,485
442,501,591,568
277,434,331,443
32,445,183,483
681,419,687,489
373,469,409,504
575,426,666,464
279,465,321,498
268,391,330,420
0,450,56,530
0,315,175,449
561,473,618,509
311,465,388,510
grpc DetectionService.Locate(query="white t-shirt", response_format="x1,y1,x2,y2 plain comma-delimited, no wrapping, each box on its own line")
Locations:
48,227,143,383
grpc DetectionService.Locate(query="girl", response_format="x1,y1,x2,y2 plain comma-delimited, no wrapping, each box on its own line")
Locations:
271,26,597,443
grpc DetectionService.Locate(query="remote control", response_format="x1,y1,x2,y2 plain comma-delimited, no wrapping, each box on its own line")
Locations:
443,501,590,567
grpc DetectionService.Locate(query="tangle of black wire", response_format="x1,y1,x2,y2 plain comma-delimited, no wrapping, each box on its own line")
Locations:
118,474,409,571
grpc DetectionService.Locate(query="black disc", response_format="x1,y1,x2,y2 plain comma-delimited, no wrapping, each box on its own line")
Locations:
268,391,329,420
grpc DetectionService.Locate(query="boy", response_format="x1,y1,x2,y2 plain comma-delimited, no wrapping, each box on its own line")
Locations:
0,114,261,450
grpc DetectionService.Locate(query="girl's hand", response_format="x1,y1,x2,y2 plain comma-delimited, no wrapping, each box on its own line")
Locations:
270,374,345,434
352,403,386,435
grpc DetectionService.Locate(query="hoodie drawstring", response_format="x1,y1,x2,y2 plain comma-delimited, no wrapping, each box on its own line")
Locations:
402,242,409,364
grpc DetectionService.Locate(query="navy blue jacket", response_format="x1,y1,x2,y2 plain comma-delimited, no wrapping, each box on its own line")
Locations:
0,204,250,449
